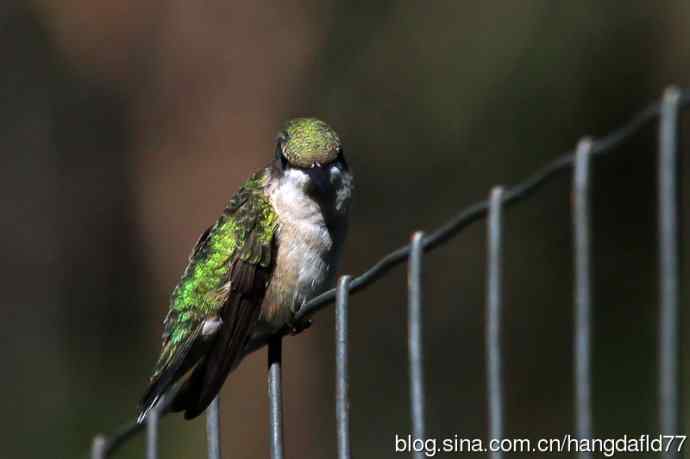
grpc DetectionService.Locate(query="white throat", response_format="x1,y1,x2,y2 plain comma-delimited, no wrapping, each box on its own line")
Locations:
261,164,352,327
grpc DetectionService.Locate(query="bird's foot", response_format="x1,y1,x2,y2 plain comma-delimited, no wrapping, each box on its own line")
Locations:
289,318,312,336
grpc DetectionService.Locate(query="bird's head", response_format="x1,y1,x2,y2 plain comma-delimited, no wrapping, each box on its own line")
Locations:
273,118,350,196
277,118,342,168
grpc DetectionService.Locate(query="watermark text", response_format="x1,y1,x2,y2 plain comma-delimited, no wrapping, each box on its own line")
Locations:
394,434,686,457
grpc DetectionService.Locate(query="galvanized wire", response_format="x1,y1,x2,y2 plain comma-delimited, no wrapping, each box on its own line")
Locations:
658,86,682,459
335,276,352,459
573,139,594,459
247,90,690,344
268,337,285,459
206,396,222,459
408,232,427,459
146,406,160,459
91,88,689,459
91,435,106,459
486,188,504,459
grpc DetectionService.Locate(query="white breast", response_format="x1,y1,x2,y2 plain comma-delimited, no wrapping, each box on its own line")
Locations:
260,166,351,328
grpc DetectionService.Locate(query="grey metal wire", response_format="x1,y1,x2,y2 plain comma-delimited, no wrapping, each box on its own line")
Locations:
206,396,222,459
268,337,285,459
146,406,160,459
573,139,594,459
486,188,504,459
91,435,106,459
335,276,352,459
90,87,690,459
408,232,427,459
95,383,179,457
242,90,690,359
658,86,682,459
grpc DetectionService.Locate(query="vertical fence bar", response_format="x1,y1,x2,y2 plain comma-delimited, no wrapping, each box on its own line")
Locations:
268,336,285,459
573,138,594,459
486,187,504,459
207,396,222,459
658,86,682,459
408,231,426,459
146,405,160,459
336,275,352,459
91,435,106,459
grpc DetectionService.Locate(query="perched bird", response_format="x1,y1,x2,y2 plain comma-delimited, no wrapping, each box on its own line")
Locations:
138,118,353,422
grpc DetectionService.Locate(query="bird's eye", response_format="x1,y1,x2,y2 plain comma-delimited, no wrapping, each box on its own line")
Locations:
274,141,282,160
335,147,349,171
275,141,288,169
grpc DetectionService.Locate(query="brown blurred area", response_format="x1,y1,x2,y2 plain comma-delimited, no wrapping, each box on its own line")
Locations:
1,1,689,458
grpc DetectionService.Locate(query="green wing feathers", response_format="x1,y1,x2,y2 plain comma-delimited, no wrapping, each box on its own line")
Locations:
138,170,278,421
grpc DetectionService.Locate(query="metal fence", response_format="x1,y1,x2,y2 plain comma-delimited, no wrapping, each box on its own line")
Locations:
91,86,689,459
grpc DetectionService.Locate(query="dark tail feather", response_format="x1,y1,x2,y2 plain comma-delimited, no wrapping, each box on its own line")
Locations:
172,302,259,418
138,370,178,423
138,386,163,424
137,327,205,423
169,359,215,419
170,331,246,420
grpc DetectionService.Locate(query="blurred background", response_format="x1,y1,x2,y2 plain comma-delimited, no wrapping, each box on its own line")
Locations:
2,1,689,457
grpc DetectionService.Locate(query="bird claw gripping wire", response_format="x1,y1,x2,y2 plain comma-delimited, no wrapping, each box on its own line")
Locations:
288,318,312,335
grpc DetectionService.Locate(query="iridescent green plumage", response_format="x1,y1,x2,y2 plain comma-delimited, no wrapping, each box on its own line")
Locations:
281,118,341,168
140,169,278,418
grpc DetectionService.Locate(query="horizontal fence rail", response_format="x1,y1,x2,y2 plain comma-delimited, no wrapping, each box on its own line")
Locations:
91,87,689,458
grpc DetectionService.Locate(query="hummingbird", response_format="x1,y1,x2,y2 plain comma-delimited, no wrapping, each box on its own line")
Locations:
138,118,353,422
